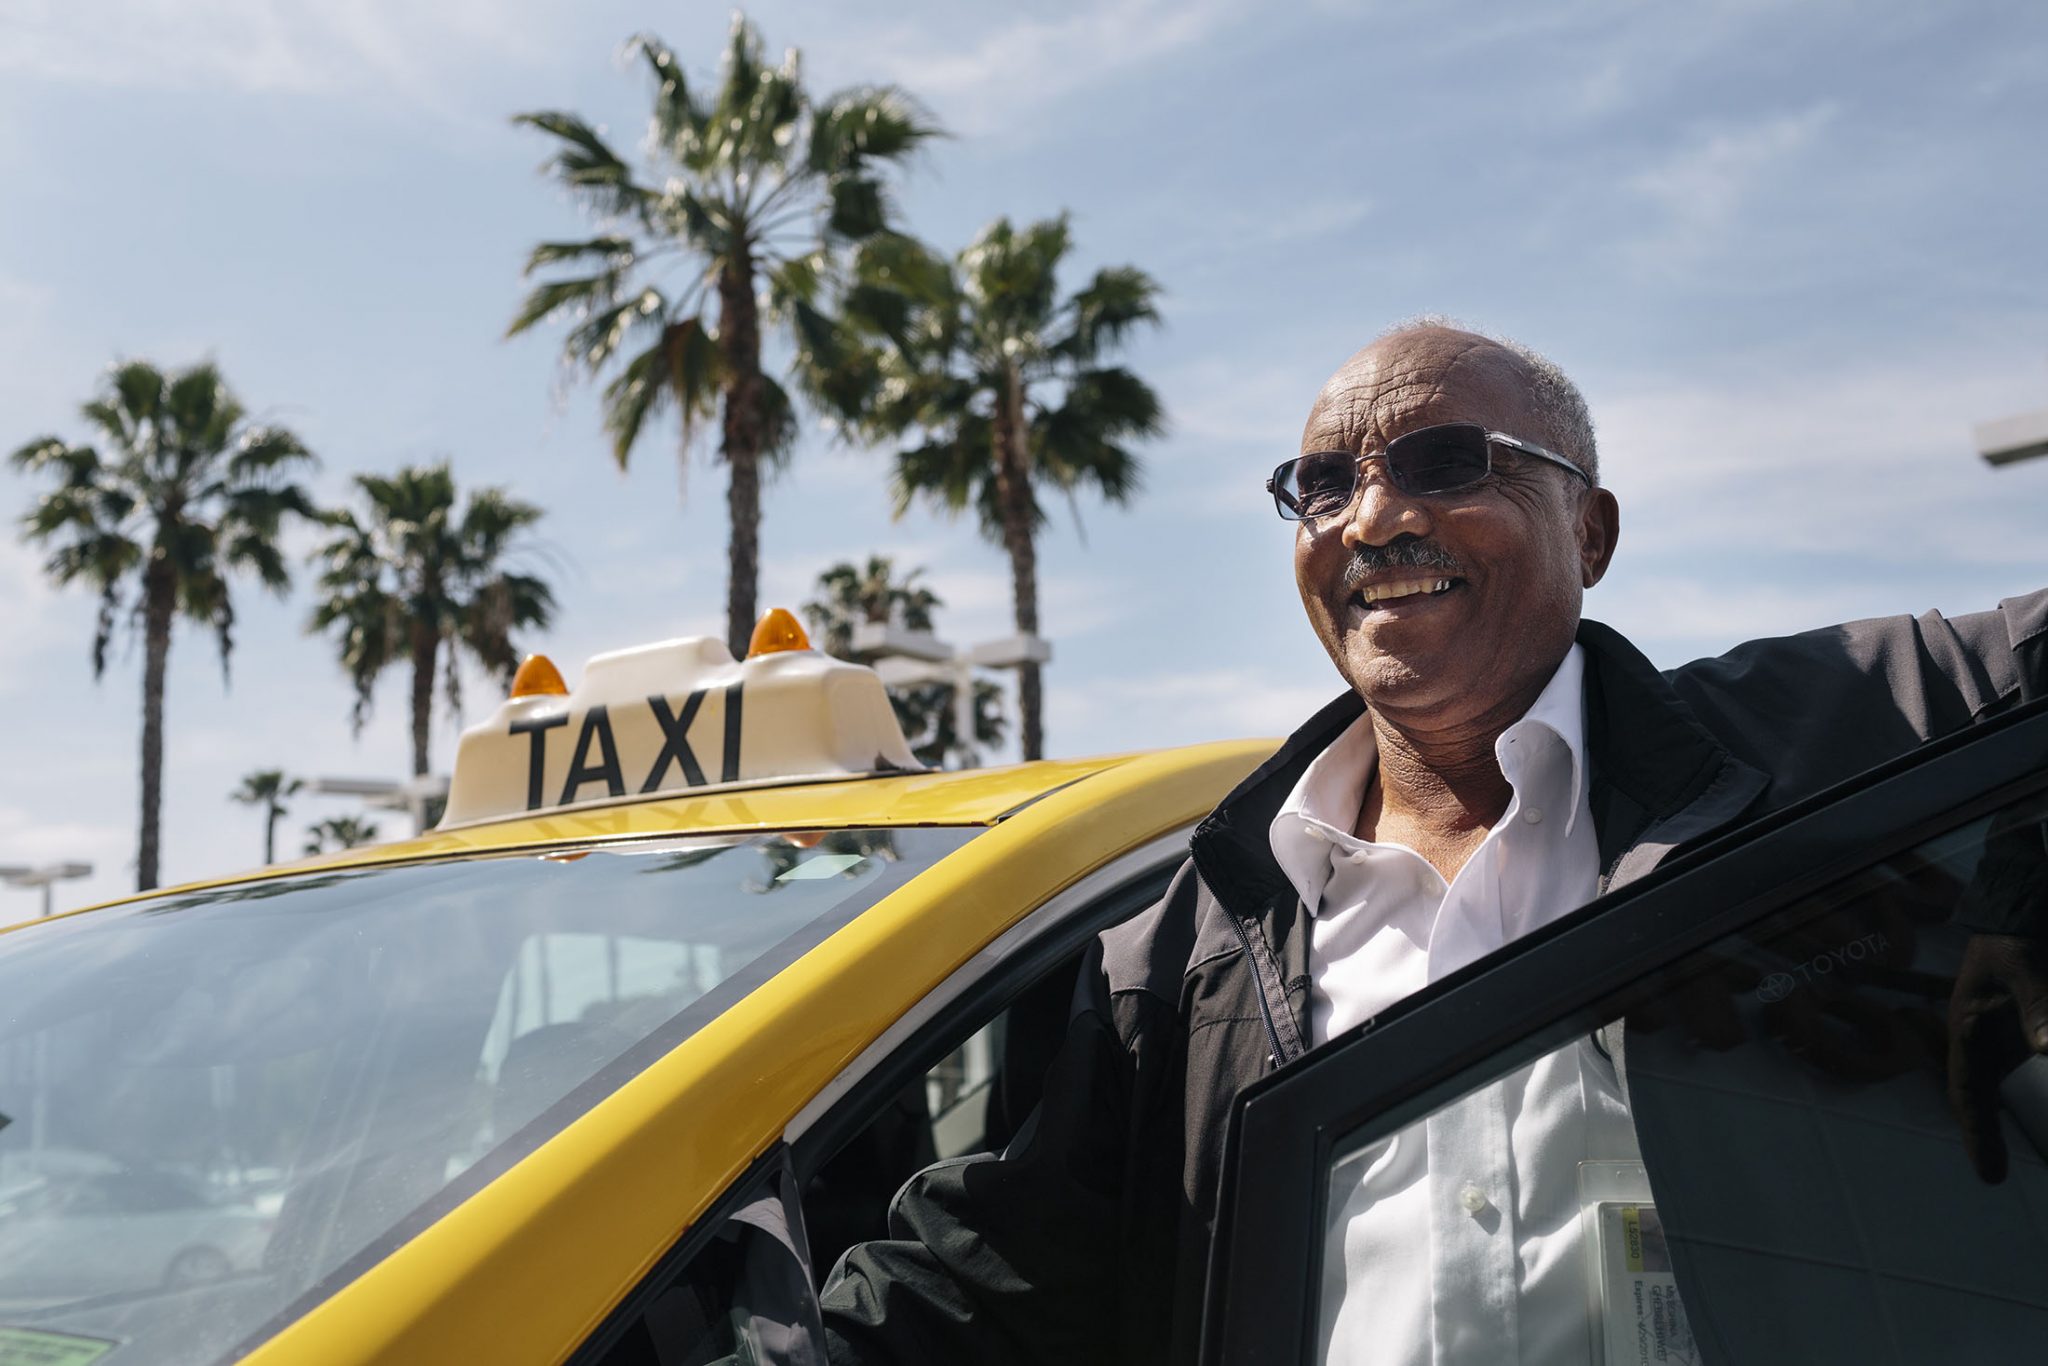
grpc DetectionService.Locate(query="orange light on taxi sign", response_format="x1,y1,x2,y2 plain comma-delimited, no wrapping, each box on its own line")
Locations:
747,608,812,658
509,654,569,698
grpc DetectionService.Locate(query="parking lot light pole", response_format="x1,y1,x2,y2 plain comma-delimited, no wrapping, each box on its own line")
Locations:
0,862,95,919
308,774,451,836
851,623,1053,769
1973,399,2048,468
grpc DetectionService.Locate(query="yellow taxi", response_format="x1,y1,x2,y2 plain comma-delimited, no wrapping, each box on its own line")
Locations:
0,612,1268,1366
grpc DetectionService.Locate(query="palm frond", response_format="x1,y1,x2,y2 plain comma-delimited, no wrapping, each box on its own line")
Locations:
807,87,943,175
623,33,704,160
563,287,670,372
506,271,625,340
511,111,648,220
889,417,1000,534
959,214,1070,337
164,363,238,460
10,437,99,484
825,175,889,240
1055,265,1164,363
757,373,799,467
523,237,637,274
105,361,166,435
228,425,316,481
600,317,722,469
785,299,882,436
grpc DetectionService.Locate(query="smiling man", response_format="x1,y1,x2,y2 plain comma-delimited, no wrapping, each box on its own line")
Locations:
821,322,2048,1366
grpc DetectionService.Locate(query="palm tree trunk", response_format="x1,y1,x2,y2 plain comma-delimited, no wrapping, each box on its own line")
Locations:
716,251,766,661
992,363,1045,761
136,560,175,891
263,803,279,865
409,621,438,778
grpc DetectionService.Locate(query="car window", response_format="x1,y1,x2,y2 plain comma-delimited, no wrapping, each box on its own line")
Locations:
1205,702,2048,1366
0,826,974,1366
794,854,1177,1282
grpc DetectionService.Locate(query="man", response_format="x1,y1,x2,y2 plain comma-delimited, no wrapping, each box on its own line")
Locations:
821,323,2048,1364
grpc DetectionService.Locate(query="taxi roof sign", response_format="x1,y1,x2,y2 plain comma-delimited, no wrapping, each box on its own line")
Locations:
439,626,923,828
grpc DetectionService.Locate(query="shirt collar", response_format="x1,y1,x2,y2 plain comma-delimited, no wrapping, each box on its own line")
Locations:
1267,711,1376,917
1267,644,1591,915
1495,642,1589,840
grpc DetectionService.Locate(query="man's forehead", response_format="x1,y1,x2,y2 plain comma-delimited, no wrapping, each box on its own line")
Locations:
1300,329,1536,453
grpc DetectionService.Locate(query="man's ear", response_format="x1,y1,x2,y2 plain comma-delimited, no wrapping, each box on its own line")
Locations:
1579,487,1620,588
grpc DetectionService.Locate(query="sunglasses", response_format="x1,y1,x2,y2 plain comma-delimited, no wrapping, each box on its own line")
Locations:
1266,422,1590,521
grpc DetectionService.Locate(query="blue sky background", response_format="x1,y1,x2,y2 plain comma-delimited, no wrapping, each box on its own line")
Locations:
0,0,2044,913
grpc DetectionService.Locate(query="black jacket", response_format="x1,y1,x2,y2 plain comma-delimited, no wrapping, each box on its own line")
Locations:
823,593,2048,1366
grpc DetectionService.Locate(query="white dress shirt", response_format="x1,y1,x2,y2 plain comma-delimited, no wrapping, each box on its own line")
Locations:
1268,646,1643,1366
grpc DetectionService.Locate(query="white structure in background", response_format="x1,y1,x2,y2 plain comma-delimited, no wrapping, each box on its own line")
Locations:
0,862,94,919
851,623,1052,769
1974,389,2048,468
309,774,451,837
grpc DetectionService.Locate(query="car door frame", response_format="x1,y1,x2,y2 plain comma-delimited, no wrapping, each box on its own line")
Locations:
1199,696,2048,1366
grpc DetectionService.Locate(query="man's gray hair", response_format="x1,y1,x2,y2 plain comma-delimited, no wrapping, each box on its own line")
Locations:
1385,315,1599,483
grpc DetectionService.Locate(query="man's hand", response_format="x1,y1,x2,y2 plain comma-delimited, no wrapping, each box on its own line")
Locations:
1946,932,2048,1183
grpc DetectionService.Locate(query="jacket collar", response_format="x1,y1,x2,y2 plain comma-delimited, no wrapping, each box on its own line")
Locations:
1189,619,1770,915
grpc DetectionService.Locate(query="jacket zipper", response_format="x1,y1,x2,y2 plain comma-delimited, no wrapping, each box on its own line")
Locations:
1226,912,1290,1068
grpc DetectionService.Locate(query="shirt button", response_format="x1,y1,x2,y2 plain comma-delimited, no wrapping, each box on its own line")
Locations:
1345,849,1370,865
1458,1183,1488,1214
1523,807,1543,825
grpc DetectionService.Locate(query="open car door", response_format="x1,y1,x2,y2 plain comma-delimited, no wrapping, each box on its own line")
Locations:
1202,697,2048,1365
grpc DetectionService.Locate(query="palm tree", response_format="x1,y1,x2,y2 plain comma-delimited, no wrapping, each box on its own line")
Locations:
308,464,554,778
836,217,1164,759
304,815,379,856
804,554,941,655
509,15,940,659
11,360,318,890
231,769,303,864
802,556,1005,768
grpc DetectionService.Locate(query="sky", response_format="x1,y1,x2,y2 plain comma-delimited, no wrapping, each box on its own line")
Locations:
0,0,2044,914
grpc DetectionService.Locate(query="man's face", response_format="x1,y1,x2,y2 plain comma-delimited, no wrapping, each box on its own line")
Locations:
1292,330,1620,729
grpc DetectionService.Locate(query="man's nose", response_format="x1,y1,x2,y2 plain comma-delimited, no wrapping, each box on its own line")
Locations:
1339,460,1434,551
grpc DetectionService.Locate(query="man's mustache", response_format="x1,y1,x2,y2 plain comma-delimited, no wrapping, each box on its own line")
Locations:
1340,539,1467,592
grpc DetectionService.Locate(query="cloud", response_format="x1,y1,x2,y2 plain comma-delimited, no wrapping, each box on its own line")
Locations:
1055,665,1334,748
1624,102,1838,268
1579,338,2048,670
839,0,1252,136
1593,340,2048,560
0,0,559,118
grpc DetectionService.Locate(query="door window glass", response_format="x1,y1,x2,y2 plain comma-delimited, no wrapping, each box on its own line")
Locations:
1312,789,2048,1364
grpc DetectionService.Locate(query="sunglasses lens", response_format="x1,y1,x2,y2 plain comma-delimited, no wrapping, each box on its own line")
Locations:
1388,426,1491,494
1279,451,1356,519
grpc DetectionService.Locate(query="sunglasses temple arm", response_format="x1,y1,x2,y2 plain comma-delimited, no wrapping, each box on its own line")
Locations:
1495,433,1591,485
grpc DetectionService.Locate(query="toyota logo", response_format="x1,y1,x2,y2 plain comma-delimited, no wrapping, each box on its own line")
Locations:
1756,973,1796,1003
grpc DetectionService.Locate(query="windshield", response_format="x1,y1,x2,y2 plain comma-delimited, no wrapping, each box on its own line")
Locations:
0,826,975,1365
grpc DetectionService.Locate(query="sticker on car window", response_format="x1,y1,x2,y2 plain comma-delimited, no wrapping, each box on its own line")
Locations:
1579,1161,1701,1366
0,1327,120,1366
775,853,868,881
